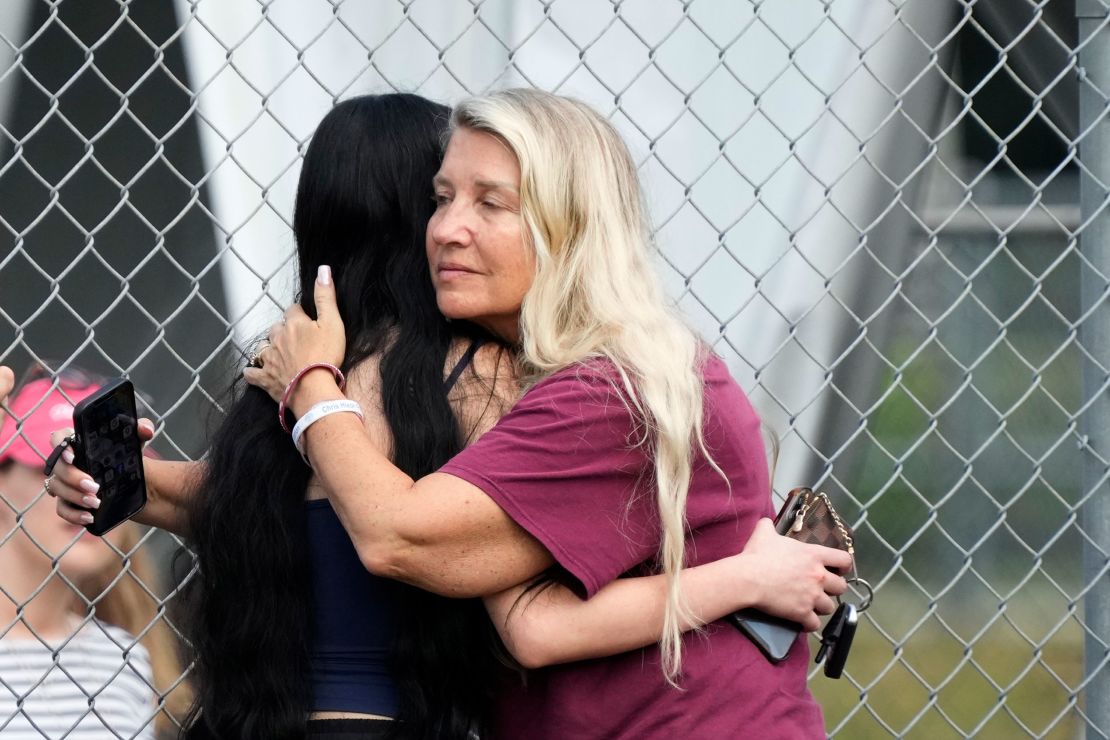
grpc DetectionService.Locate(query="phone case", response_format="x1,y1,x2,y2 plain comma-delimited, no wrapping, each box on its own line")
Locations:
725,609,800,662
71,377,147,536
728,492,807,662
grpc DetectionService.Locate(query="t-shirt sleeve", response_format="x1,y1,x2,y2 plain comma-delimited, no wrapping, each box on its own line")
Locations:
439,366,658,598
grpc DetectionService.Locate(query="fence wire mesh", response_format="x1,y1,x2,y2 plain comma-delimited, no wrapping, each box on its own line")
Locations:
0,0,1108,737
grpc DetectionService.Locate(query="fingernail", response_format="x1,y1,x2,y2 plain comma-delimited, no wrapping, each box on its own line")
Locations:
82,495,101,509
139,419,154,434
79,512,94,525
79,479,100,494
318,265,332,286
62,449,74,464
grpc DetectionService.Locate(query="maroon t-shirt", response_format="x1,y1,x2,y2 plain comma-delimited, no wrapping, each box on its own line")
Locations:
441,354,824,739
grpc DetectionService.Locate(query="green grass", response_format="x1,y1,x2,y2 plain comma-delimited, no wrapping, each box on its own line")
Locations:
812,584,1085,739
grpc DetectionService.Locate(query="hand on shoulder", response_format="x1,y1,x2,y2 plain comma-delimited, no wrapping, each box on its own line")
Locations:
244,265,347,413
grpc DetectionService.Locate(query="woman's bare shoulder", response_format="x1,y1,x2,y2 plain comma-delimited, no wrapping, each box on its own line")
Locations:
447,337,520,444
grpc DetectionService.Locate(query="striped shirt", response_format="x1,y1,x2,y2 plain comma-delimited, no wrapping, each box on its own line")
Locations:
0,621,155,739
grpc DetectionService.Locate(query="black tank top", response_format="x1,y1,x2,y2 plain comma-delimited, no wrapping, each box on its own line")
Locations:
305,338,484,713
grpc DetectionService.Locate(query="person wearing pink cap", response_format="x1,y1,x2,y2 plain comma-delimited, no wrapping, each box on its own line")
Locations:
0,371,115,575
0,365,189,738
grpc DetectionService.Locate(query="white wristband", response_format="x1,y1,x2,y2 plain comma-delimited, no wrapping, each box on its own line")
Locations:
291,399,364,465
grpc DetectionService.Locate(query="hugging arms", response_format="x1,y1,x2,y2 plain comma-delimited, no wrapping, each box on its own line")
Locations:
42,90,848,739
48,332,844,666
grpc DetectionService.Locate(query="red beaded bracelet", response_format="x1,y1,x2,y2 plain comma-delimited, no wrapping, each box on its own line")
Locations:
278,363,346,433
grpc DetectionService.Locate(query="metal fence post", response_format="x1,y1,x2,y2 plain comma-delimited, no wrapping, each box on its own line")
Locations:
1079,0,1110,736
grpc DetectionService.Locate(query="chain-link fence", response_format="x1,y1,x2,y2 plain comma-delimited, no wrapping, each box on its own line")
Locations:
0,0,1107,737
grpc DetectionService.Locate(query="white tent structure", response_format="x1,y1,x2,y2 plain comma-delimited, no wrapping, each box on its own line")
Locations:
165,0,953,490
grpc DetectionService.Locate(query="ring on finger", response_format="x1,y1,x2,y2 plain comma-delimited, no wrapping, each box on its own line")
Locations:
44,475,56,497
247,342,270,369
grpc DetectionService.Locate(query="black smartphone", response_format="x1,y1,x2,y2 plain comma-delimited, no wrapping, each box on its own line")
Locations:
71,377,147,536
726,491,808,662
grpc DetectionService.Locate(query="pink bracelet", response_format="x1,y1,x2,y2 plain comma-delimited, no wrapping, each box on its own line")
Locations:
278,363,346,433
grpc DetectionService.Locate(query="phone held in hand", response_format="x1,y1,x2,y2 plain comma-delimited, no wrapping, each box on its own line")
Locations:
728,487,867,679
726,491,808,663
70,378,147,536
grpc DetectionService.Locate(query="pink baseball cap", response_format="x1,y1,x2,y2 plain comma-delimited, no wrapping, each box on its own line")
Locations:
0,378,100,469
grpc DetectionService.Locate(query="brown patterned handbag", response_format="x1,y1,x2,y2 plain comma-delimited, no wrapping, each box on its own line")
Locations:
777,487,854,552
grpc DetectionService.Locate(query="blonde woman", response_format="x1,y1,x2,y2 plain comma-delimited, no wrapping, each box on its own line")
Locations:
0,368,190,738
232,89,850,739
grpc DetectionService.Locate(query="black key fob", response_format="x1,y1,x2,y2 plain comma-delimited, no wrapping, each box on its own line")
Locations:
815,602,857,679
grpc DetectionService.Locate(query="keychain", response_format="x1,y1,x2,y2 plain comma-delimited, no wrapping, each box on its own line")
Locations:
815,602,858,679
814,576,873,679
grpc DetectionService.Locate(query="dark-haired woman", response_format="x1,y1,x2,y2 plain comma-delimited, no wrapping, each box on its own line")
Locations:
178,94,513,739
52,94,507,739
48,94,805,739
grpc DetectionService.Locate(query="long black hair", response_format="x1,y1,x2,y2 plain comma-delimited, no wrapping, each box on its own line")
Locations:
182,93,500,739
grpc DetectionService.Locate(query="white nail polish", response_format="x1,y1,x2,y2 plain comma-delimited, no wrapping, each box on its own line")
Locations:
62,449,74,464
80,479,100,494
318,265,332,286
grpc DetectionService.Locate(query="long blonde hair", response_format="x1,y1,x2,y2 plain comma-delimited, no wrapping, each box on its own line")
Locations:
452,89,713,680
82,525,193,737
